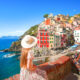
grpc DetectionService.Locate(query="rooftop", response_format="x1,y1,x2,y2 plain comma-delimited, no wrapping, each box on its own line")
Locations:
74,26,80,30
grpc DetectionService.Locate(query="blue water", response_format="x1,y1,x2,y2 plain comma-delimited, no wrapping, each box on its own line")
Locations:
0,39,20,80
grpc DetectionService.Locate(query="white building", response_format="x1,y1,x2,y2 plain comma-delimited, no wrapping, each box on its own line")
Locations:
74,26,80,43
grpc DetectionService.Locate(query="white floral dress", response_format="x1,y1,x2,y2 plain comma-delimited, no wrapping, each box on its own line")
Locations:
20,50,48,80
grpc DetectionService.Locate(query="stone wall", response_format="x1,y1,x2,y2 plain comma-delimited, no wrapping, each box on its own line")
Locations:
4,56,71,80
38,56,71,80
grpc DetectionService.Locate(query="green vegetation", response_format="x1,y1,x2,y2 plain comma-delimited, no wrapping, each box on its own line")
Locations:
20,25,38,39
45,57,49,62
78,14,80,16
9,25,38,51
43,14,48,18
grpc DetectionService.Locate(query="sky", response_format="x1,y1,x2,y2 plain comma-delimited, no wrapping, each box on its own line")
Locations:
0,0,80,37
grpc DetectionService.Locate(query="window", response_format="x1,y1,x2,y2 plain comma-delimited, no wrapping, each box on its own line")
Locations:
47,33,49,35
41,41,43,43
75,33,76,36
44,41,46,43
40,37,42,39
77,33,79,36
47,37,49,39
44,37,46,39
45,29,47,31
47,41,49,43
41,33,42,35
77,38,79,41
51,45,52,47
44,33,46,35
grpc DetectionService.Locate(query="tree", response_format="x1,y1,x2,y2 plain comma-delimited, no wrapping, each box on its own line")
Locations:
43,14,48,18
78,14,80,16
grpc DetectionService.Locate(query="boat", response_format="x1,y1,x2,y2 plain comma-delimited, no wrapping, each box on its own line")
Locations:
3,53,16,58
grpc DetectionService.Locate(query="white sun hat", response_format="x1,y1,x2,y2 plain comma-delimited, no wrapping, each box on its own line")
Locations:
21,35,37,48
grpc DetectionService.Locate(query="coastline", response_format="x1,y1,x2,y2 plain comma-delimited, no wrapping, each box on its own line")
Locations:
0,48,21,52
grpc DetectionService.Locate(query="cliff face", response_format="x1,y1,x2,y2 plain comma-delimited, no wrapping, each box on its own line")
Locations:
9,25,38,52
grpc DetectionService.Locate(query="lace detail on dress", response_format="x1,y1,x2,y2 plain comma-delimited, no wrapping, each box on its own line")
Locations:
20,68,48,80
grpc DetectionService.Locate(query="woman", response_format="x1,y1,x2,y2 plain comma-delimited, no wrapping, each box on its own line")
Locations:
20,35,48,80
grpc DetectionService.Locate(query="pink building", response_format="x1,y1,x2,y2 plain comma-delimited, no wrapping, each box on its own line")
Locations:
61,34,67,47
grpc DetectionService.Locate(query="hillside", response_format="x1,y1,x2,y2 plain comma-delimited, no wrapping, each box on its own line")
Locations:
4,13,80,52
8,25,38,52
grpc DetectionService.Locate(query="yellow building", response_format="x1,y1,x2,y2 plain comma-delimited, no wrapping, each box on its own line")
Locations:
69,20,73,24
51,20,55,25
49,36,54,49
74,15,80,18
53,34,61,49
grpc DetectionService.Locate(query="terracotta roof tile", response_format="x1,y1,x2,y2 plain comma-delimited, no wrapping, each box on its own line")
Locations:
75,26,80,30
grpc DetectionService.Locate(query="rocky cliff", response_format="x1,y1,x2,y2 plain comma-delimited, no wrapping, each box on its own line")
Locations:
8,25,38,52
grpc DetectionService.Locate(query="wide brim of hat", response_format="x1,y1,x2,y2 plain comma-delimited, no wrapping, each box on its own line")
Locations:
21,35,37,48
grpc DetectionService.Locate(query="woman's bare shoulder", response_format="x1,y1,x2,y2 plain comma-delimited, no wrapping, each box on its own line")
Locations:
28,49,34,54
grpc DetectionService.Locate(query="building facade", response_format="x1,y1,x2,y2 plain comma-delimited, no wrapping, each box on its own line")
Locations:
49,36,54,49
37,18,68,49
74,26,80,44
37,29,49,48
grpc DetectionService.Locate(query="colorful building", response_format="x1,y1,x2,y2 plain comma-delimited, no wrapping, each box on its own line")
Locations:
61,33,67,47
45,18,51,25
49,36,54,49
37,28,49,48
74,26,80,44
53,33,61,49
37,17,68,49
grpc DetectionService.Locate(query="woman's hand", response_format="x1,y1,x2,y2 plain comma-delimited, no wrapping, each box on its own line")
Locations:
30,65,37,71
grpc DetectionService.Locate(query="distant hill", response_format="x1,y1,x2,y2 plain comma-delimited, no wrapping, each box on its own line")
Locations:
0,36,19,39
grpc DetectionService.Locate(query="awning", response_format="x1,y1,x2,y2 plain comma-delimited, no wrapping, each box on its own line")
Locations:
71,44,79,48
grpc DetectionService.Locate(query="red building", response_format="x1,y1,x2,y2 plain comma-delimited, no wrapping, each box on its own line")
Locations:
37,29,49,48
61,34,67,47
45,18,51,25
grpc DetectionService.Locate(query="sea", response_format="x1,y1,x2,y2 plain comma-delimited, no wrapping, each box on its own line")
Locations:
0,38,20,80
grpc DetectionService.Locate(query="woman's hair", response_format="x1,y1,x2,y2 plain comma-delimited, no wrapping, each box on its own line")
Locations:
20,48,30,68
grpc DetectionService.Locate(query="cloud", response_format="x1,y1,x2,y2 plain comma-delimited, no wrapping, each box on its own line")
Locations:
7,30,26,36
0,30,26,37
